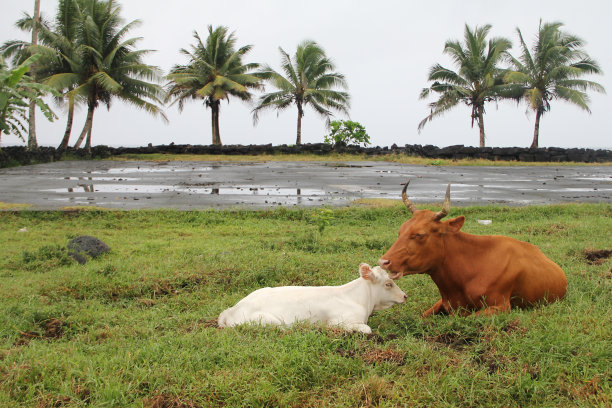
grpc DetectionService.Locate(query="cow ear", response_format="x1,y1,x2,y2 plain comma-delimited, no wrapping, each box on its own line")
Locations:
446,216,465,232
359,263,374,281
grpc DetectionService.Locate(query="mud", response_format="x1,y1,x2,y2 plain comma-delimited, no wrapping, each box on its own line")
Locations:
583,249,612,265
0,160,610,210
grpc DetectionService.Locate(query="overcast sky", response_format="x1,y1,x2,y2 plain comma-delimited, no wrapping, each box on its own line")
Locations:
1,0,610,149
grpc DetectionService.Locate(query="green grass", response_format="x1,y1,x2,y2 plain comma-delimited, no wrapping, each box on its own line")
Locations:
0,204,610,407
108,152,612,166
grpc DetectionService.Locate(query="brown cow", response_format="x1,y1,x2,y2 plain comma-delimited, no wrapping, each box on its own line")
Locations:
379,180,567,316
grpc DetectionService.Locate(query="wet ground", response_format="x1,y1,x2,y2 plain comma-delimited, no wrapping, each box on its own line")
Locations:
0,160,610,210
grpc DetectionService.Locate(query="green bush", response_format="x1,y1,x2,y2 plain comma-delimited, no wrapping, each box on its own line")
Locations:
324,120,370,147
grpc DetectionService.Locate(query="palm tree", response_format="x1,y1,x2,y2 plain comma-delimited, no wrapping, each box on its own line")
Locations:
57,0,167,152
2,1,76,151
252,40,350,145
2,1,43,149
40,0,82,151
165,25,261,145
504,21,605,148
27,0,41,150
418,24,513,147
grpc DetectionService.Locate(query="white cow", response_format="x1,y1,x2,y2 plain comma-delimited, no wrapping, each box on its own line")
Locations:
218,263,407,333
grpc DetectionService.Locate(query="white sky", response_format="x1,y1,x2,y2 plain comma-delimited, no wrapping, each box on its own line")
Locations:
1,0,610,149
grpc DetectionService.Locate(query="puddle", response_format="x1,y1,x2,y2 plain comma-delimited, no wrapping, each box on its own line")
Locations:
324,163,373,168
44,185,328,196
62,177,140,181
517,187,612,192
575,177,612,181
90,166,213,174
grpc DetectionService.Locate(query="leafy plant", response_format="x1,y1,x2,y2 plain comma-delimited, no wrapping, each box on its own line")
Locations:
324,120,370,147
308,208,335,235
0,54,57,144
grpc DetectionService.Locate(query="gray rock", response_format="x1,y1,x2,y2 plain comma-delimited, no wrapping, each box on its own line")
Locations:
67,236,110,264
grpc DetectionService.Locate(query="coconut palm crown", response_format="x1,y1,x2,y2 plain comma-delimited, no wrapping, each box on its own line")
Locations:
504,21,605,148
165,25,261,146
2,0,167,152
68,0,166,151
418,24,513,147
252,40,350,145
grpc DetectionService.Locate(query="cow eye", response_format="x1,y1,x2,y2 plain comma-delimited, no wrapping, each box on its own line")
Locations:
411,233,425,240
385,282,393,288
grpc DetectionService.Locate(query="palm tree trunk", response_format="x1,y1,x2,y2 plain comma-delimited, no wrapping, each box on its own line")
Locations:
74,104,94,149
296,102,303,145
211,100,221,145
84,123,92,153
531,109,542,149
58,97,75,151
27,0,41,150
477,105,485,148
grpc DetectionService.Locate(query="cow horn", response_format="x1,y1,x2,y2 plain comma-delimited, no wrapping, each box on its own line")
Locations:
401,179,418,213
434,183,451,220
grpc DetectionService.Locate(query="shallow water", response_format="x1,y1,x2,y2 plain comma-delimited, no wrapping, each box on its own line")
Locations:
1,160,610,210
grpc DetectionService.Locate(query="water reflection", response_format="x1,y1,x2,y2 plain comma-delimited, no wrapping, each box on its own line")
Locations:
47,184,326,197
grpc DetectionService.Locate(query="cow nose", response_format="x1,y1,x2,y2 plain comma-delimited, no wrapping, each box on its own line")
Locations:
404,294,408,300
378,259,390,268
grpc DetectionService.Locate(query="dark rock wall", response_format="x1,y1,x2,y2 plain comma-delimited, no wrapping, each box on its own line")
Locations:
1,143,611,168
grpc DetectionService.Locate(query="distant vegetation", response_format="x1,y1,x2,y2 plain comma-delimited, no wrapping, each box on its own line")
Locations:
0,1,605,150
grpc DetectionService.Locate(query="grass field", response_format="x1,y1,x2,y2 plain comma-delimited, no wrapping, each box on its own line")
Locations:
108,152,612,167
0,204,610,407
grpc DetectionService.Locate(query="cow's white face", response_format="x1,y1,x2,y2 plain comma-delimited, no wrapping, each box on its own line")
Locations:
360,263,407,310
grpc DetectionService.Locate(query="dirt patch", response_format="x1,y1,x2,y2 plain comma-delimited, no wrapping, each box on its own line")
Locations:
182,319,218,332
527,223,569,236
150,275,209,296
38,395,71,407
474,346,517,375
43,318,67,339
501,319,528,335
143,393,199,408
14,318,67,346
366,332,399,344
583,249,612,265
362,347,406,365
425,332,477,350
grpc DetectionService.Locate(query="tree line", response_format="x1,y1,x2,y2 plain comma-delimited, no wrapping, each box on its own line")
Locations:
1,0,605,152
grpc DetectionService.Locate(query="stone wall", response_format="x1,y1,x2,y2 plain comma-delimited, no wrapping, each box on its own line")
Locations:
1,143,611,168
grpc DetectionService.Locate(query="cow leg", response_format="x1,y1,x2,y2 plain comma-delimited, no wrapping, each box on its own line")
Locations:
343,323,372,334
330,319,372,334
251,312,284,326
474,301,511,316
422,299,447,317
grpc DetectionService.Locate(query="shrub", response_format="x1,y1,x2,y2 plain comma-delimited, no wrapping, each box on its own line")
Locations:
324,120,370,147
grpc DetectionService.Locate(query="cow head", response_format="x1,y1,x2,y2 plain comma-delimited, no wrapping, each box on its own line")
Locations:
379,180,465,279
359,263,407,310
